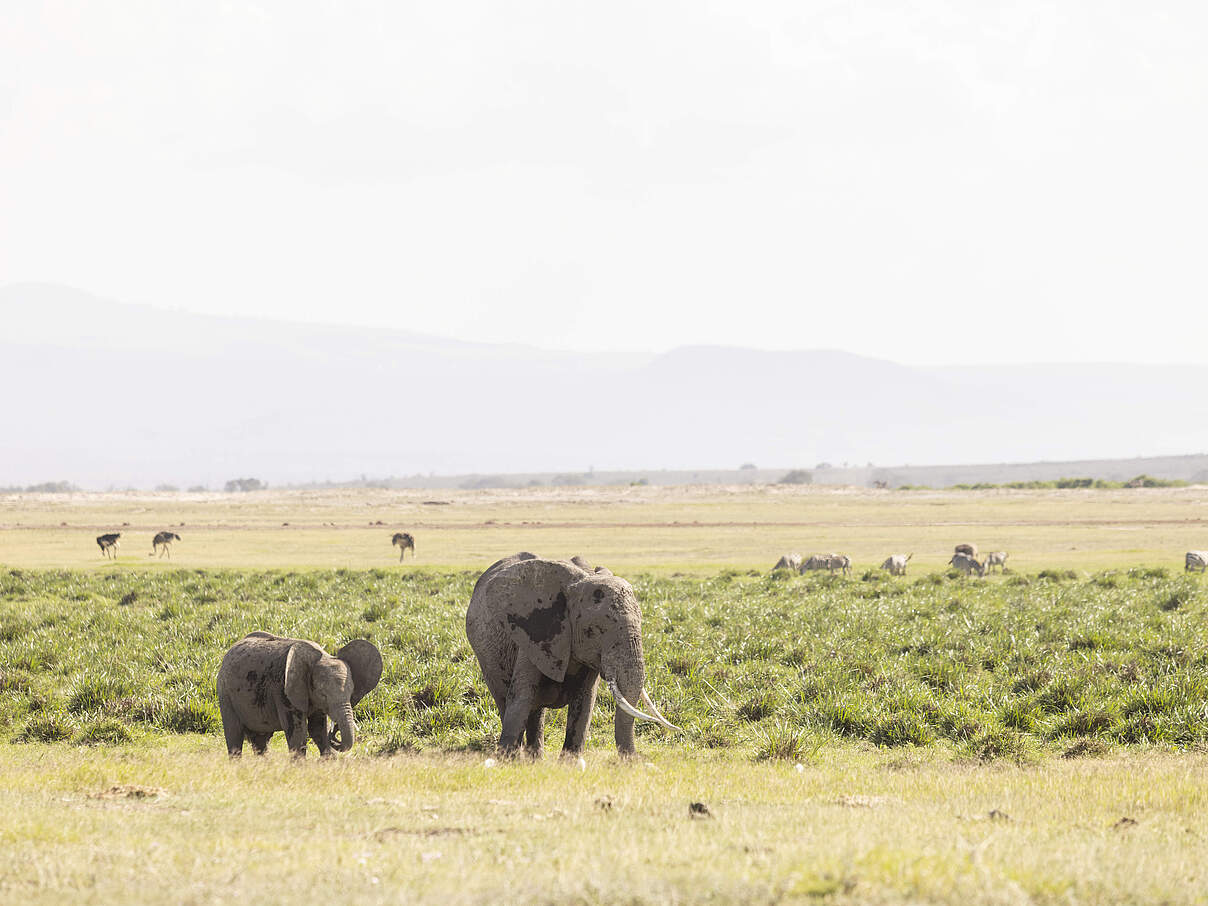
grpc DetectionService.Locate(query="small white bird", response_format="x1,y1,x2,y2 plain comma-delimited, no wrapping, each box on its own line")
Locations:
483,758,497,769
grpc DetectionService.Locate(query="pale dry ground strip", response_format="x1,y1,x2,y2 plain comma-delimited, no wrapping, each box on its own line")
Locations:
1,742,1205,905
1,485,1206,571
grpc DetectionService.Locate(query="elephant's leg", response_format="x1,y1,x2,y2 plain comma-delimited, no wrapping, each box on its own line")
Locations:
308,712,333,757
219,698,245,757
499,659,542,754
277,702,309,757
524,708,546,758
247,731,272,755
562,673,599,756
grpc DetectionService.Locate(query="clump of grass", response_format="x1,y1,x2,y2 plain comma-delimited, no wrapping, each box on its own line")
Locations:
15,714,72,743
75,717,133,745
737,690,780,722
159,698,220,734
871,713,934,747
959,727,1033,763
754,721,817,762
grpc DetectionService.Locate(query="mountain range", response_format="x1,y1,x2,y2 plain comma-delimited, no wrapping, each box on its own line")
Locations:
2,283,1206,489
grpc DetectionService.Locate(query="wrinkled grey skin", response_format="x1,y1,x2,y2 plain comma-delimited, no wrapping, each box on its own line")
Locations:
216,632,382,758
466,553,650,758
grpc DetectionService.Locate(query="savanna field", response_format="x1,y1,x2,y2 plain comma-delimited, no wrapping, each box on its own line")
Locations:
2,487,1208,904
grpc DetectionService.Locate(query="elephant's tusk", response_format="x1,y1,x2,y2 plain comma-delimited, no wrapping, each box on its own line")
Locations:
608,680,678,731
640,689,683,732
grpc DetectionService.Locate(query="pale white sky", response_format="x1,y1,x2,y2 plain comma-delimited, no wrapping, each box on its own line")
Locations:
2,1,1205,365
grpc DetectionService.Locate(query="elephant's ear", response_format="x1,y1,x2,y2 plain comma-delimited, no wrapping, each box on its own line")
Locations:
336,640,384,706
497,558,583,683
284,642,322,712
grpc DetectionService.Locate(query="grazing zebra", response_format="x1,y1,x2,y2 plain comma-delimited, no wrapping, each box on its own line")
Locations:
774,553,803,571
151,531,181,558
96,533,121,559
954,543,979,559
801,553,851,576
392,532,415,561
880,553,913,576
984,551,1009,573
949,552,985,577
1186,551,1208,573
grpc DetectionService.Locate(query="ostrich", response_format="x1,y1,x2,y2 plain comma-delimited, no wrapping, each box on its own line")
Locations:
96,533,121,559
392,532,415,562
151,531,182,558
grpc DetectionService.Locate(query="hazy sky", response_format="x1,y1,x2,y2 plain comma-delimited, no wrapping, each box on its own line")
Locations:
2,2,1206,365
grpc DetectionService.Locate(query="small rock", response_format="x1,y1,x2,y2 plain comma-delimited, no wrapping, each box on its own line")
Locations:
689,801,712,819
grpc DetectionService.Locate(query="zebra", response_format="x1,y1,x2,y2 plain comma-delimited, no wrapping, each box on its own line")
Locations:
774,553,803,571
96,533,121,559
954,543,979,559
1186,551,1208,573
880,553,913,576
392,532,415,562
984,551,1009,573
949,552,985,577
801,553,851,576
151,531,181,558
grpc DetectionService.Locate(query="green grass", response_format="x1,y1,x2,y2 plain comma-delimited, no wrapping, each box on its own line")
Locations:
3,564,1208,904
2,566,1206,755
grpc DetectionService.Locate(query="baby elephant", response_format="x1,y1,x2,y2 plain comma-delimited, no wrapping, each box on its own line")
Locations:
216,632,383,758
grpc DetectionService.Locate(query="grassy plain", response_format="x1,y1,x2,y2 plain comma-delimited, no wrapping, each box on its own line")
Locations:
2,483,1207,571
2,487,1208,904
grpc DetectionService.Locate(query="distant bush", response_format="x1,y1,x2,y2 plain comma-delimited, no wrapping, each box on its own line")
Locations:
154,484,179,493
1124,474,1188,488
0,481,80,494
224,478,266,493
458,475,513,490
550,474,588,487
739,463,757,470
777,470,812,485
187,485,208,492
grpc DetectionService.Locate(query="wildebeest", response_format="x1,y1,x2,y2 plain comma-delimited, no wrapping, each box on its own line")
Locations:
954,543,978,559
774,553,803,571
880,553,913,576
801,553,851,576
949,552,985,577
1186,551,1208,573
96,533,121,559
392,532,415,562
984,551,1008,573
151,531,181,558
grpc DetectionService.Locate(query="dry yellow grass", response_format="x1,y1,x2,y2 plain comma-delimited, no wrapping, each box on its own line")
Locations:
1,741,1205,905
2,484,1207,572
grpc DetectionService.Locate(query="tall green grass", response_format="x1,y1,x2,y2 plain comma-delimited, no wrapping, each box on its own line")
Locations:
1,566,1205,756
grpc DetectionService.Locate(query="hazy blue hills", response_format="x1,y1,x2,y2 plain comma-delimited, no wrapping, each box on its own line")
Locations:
2,283,1206,488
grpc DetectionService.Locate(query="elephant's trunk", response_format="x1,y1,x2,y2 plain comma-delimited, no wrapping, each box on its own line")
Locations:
606,647,646,757
330,701,356,752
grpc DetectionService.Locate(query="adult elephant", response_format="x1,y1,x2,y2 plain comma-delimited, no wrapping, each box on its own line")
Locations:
216,632,383,757
466,553,679,758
